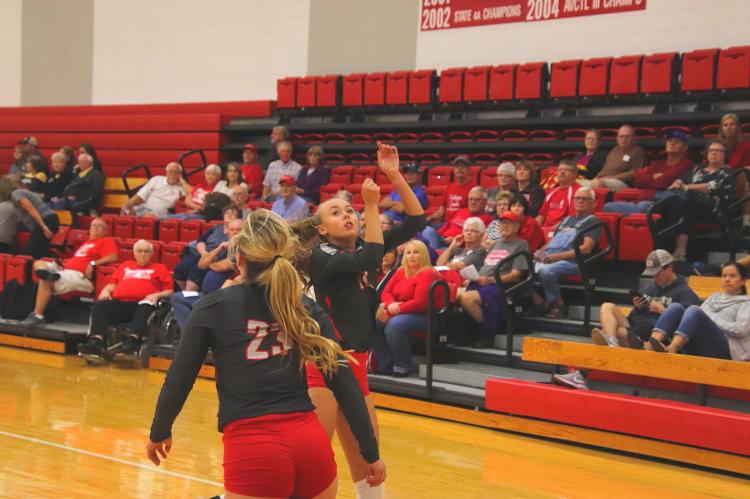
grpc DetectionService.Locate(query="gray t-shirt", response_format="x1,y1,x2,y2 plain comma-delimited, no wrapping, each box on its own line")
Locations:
0,200,19,244
11,189,55,230
479,238,529,277
450,246,487,270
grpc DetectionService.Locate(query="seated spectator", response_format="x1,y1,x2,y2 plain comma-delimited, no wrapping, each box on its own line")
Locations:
552,250,700,389
214,162,247,197
0,177,59,259
167,164,221,220
575,129,608,180
425,155,476,226
535,159,581,236
76,240,172,358
436,217,488,271
60,146,77,172
45,152,74,203
483,191,514,246
19,136,48,174
373,240,439,376
486,162,517,214
7,145,25,179
296,145,330,204
530,187,600,319
376,248,399,287
589,124,645,192
646,262,750,360
510,195,544,253
514,159,544,217
656,139,734,262
459,211,530,348
380,163,428,223
719,114,750,235
271,175,309,223
0,195,18,253
433,186,493,246
78,142,102,172
21,155,47,195
229,183,253,218
20,218,118,326
121,162,186,218
51,153,105,214
239,144,263,199
262,141,302,201
603,130,694,215
258,125,289,170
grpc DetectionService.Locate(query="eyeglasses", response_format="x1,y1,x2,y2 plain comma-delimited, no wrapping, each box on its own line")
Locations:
557,168,576,174
573,196,593,201
708,149,726,153
468,198,483,202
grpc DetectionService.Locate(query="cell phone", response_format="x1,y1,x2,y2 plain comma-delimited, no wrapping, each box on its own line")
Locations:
629,289,644,300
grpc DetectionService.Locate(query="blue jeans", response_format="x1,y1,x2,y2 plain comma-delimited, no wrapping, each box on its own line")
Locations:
373,313,427,374
421,226,445,249
165,212,204,221
170,292,203,331
653,303,731,359
535,260,580,304
602,201,653,215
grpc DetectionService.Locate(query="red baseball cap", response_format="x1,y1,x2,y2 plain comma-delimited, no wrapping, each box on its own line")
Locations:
243,144,257,152
279,175,296,185
498,211,520,223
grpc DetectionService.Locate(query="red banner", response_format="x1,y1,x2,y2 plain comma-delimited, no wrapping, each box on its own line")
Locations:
420,0,647,31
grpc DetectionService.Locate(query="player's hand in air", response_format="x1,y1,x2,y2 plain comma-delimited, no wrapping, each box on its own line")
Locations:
146,437,172,466
361,178,381,206
376,142,400,179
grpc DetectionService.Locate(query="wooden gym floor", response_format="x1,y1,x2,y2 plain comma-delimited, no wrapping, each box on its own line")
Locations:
0,346,748,498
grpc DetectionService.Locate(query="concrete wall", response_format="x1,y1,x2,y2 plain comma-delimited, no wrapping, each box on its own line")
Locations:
0,0,23,106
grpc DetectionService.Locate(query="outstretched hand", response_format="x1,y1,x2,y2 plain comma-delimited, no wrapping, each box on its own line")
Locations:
376,142,400,178
146,437,172,466
361,178,381,205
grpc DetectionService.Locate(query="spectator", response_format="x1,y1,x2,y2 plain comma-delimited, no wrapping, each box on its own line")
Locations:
514,159,545,216
425,155,476,226
603,131,694,215
78,142,102,172
271,175,309,223
230,184,253,218
7,145,25,179
657,139,734,261
484,191,515,246
380,163,428,223
0,194,18,253
373,240,439,376
19,136,48,173
52,153,105,214
486,162,517,214
262,141,302,201
296,145,330,204
436,217,488,271
0,177,59,259
21,155,47,195
530,187,600,319
60,146,76,172
438,186,492,248
214,162,247,197
535,159,581,236
121,162,186,218
239,144,263,199
459,211,530,348
258,125,289,169
720,113,750,169
575,129,608,180
376,248,399,287
167,164,222,220
509,194,544,253
45,152,74,203
20,218,118,326
76,240,173,358
590,125,645,191
646,262,750,360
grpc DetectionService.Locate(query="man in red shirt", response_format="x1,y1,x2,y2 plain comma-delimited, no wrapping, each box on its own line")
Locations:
77,239,173,358
241,144,263,200
21,218,118,326
428,155,476,224
535,159,581,238
437,186,493,245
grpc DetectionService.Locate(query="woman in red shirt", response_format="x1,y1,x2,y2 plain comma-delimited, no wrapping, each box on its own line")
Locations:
719,113,750,169
373,239,439,376
510,194,544,253
240,144,263,199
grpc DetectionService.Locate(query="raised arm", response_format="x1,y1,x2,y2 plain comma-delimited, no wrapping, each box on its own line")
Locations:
377,142,423,217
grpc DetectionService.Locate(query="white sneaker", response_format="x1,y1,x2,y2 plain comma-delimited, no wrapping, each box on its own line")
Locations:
591,328,619,347
552,371,589,390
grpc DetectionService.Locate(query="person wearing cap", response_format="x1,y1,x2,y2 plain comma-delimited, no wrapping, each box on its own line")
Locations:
296,145,330,204
535,159,581,236
603,131,694,216
552,249,699,390
19,136,48,174
240,144,263,199
458,210,530,348
590,124,645,192
380,162,428,223
574,129,608,180
486,162,518,214
121,162,187,218
262,141,302,201
271,175,309,223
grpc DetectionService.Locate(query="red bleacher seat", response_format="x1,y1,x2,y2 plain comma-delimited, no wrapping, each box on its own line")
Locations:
464,66,491,102
502,129,527,141
717,46,750,90
375,169,393,186
618,214,655,262
316,75,339,107
0,253,7,292
342,73,365,107
609,55,642,96
419,132,444,143
180,220,204,242
594,212,621,260
324,132,346,143
427,166,452,186
350,133,371,143
320,183,342,202
579,57,610,98
425,186,445,208
161,242,187,269
329,166,353,184
117,239,137,262
396,132,418,142
515,62,546,101
489,64,515,101
379,184,393,196
641,52,677,95
408,70,434,105
149,240,163,263
364,72,387,106
613,188,649,202
277,77,298,109
479,168,497,189
13,231,30,251
681,48,719,93
386,71,410,106
64,229,89,257
352,166,377,183
497,152,523,162
474,130,499,142
134,217,157,240
6,255,32,285
439,67,465,104
158,219,181,244
448,131,472,142
113,216,135,239
530,130,556,141
549,60,580,99
296,76,317,108
95,265,117,301
349,153,374,163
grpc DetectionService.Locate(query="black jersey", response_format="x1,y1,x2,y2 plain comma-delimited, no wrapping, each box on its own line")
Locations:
149,283,379,463
311,214,426,352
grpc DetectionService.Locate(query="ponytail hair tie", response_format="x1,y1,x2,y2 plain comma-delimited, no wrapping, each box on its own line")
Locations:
273,255,283,263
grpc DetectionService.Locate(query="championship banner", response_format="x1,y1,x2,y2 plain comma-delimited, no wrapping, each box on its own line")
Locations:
420,0,647,31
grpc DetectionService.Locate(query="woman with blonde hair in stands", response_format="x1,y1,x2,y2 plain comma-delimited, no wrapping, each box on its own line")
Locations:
718,113,750,234
214,162,247,196
373,239,439,376
147,209,385,499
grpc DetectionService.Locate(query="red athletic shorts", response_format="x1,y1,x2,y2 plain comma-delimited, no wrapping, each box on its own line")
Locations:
222,411,336,498
305,351,370,396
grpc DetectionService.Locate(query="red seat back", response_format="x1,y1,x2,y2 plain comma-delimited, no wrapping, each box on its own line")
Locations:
550,60,580,98
593,212,620,260
515,62,547,100
427,166,452,186
618,214,655,262
134,217,157,240
319,183,342,202
117,238,137,262
464,66,491,102
180,220,205,242
113,215,135,240
296,76,317,108
161,242,187,270
609,55,642,96
0,253,7,292
148,240,163,263
641,52,677,94
276,77,298,109
681,48,719,92
717,46,750,90
6,255,32,285
95,265,118,301
364,73,387,106
342,73,365,107
408,70,435,105
489,64,515,101
439,67,465,103
479,167,497,189
316,74,339,107
329,166,353,184
352,166,377,184
579,58,610,97
386,71,410,106
158,219,181,244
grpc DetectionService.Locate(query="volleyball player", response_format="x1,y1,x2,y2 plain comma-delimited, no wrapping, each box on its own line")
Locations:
147,210,386,499
308,143,426,498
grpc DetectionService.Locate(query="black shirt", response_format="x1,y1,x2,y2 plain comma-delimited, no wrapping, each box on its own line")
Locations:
311,214,426,351
149,283,379,463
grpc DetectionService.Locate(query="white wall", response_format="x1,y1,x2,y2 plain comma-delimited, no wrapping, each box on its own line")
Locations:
416,0,750,70
91,0,311,104
0,0,22,106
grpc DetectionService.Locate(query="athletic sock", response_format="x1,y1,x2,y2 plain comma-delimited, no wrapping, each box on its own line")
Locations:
34,314,44,320
355,479,384,499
